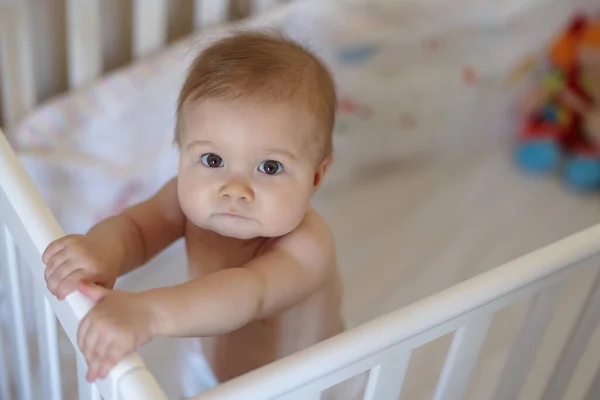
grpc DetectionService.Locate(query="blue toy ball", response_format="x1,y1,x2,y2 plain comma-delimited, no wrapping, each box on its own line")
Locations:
514,139,561,174
563,155,600,191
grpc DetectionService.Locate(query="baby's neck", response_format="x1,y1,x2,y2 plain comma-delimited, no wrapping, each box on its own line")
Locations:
207,229,270,254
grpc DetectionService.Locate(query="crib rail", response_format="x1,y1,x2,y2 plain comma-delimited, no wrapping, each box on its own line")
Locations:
0,130,167,400
193,224,600,400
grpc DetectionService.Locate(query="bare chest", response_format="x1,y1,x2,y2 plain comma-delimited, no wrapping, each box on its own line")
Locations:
181,220,344,382
183,222,269,277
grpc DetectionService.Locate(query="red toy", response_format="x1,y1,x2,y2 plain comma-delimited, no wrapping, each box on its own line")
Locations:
514,14,600,190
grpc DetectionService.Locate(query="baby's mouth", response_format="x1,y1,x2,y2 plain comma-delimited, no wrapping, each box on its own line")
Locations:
217,211,249,219
225,213,245,218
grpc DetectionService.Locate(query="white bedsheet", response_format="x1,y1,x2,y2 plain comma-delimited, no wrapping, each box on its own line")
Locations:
8,0,600,398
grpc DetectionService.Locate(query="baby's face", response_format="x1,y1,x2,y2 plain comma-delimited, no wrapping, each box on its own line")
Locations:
177,99,327,240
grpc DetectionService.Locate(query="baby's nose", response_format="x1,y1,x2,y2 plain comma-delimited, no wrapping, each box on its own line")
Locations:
218,179,254,202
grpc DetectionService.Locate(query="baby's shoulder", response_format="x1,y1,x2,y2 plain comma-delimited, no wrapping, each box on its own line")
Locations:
270,208,335,264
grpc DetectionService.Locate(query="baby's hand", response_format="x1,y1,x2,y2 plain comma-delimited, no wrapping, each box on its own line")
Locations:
77,282,155,382
42,234,120,300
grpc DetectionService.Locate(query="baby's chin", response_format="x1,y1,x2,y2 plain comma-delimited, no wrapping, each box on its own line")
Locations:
210,224,262,240
201,217,296,240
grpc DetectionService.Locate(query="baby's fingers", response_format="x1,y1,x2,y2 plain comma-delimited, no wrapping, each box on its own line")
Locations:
42,237,71,264
87,332,126,381
78,315,99,363
56,270,90,300
46,261,81,296
43,247,70,281
86,356,104,383
96,344,124,380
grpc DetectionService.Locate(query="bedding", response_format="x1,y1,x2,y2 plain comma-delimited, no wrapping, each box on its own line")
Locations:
9,0,600,398
14,0,597,235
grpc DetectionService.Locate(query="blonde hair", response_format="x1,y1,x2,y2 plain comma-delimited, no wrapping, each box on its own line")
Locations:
175,30,337,159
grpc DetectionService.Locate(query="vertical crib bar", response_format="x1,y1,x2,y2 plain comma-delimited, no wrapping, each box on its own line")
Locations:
4,225,33,400
132,0,169,58
65,0,102,89
194,0,229,28
432,315,493,400
0,308,11,400
363,352,411,400
491,284,563,400
0,3,36,133
542,269,600,400
35,289,63,400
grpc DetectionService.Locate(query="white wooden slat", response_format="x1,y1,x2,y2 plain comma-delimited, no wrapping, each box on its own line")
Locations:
35,289,62,400
4,226,33,400
432,315,493,400
77,355,102,400
132,0,169,59
542,269,600,400
492,284,563,400
272,357,374,400
273,350,405,400
275,389,322,400
0,131,167,400
195,241,600,400
0,253,10,400
279,392,322,400
185,224,600,400
0,300,11,400
194,0,229,28
66,0,102,89
363,352,411,400
0,4,36,133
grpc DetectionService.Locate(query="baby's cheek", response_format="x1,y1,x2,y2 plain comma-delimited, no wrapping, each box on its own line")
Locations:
263,187,309,233
178,182,211,223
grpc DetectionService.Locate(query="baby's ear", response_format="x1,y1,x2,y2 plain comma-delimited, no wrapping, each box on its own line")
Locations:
313,156,333,190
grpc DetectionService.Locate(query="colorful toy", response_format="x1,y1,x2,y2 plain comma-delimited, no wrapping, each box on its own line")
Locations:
514,13,600,192
514,119,563,173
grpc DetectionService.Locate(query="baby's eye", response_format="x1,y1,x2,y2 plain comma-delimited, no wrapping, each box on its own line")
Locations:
258,160,283,175
200,153,224,168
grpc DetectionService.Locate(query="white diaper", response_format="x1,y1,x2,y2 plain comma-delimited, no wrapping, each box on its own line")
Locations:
177,337,219,399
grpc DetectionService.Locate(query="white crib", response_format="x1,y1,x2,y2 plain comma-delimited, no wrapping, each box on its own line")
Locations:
5,125,600,400
3,0,600,399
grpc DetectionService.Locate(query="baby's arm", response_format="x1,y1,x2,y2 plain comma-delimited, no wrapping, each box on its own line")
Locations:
78,211,333,381
105,177,186,275
148,211,334,337
43,178,185,299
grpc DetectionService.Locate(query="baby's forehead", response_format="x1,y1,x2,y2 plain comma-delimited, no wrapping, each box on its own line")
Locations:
180,99,322,158
185,99,317,137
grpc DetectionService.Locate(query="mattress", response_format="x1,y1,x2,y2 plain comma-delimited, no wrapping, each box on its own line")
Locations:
8,0,600,398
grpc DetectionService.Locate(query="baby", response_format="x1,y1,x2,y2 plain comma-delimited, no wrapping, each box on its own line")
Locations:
42,31,348,396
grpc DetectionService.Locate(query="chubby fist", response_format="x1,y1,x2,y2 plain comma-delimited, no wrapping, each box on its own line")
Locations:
42,234,121,300
77,282,155,382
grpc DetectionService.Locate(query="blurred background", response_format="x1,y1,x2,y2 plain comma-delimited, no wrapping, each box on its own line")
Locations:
0,0,259,119
2,0,600,399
